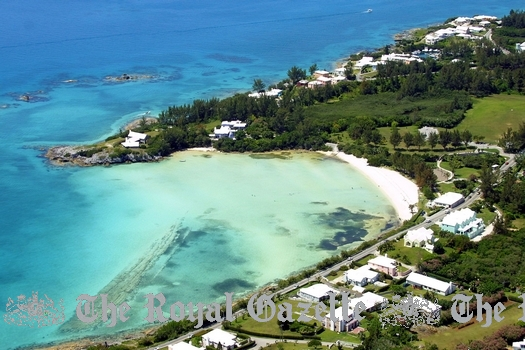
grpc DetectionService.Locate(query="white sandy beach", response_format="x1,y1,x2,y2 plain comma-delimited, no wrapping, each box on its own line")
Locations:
320,151,419,222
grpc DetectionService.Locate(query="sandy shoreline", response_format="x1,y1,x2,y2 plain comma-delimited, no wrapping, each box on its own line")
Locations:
319,151,419,222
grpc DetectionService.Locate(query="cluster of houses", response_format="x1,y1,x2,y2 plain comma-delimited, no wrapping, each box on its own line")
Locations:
424,15,498,45
349,53,425,73
209,120,247,140
296,70,347,89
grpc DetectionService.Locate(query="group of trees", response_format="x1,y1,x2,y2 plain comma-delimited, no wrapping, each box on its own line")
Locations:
498,122,525,153
389,126,473,151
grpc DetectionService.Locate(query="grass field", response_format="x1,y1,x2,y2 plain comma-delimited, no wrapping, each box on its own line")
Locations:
454,94,525,144
417,301,523,350
439,161,479,179
385,239,434,266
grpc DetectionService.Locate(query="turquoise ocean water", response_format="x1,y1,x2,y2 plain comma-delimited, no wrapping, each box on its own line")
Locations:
0,1,522,348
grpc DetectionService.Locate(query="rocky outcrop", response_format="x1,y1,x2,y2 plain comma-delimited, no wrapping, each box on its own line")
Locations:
46,146,162,167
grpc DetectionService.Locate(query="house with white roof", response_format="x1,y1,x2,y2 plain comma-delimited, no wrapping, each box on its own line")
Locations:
210,120,246,139
440,208,485,239
202,329,238,350
323,306,360,332
121,130,149,148
406,272,456,296
516,42,525,53
349,292,388,312
169,342,201,350
344,266,379,287
513,338,525,349
404,227,435,251
308,80,324,89
313,70,331,78
248,88,283,98
298,283,339,302
316,76,332,85
418,126,439,140
334,67,346,77
368,255,398,277
431,192,464,209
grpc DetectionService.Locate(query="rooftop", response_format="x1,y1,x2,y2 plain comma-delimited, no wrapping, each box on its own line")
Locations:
433,192,464,206
405,227,434,242
368,255,397,268
203,329,237,348
406,272,452,294
441,208,476,227
299,283,338,299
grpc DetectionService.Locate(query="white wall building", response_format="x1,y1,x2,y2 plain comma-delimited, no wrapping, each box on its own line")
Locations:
406,272,456,296
513,339,525,349
516,42,525,53
344,266,379,287
298,284,339,302
210,120,246,139
368,255,398,276
349,292,388,312
440,208,485,239
121,130,149,148
202,329,238,350
404,227,435,251
431,192,465,209
418,126,439,140
400,296,442,320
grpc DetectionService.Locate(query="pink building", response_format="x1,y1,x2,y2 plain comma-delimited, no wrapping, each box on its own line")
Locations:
367,255,398,277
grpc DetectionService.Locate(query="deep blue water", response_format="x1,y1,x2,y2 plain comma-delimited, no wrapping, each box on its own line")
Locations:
0,1,523,348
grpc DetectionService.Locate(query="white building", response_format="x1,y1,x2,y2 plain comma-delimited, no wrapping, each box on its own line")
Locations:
298,283,339,302
404,227,435,251
121,130,149,148
440,208,485,239
379,53,423,64
202,329,238,350
323,306,360,332
313,70,331,77
349,292,388,312
344,266,379,287
368,255,398,276
516,42,525,53
169,342,201,350
513,339,525,349
210,120,246,139
431,192,465,209
248,88,283,98
406,272,456,296
418,126,439,140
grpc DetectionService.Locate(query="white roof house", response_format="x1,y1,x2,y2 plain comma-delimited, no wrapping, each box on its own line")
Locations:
334,67,346,76
440,208,485,239
202,329,238,350
368,255,398,276
404,227,435,251
169,342,201,350
418,126,439,140
349,292,388,312
513,339,525,349
121,130,148,148
316,76,332,84
431,192,464,208
314,70,331,77
406,272,456,296
473,15,497,21
248,88,283,98
210,120,246,139
516,42,525,53
298,284,339,302
355,56,376,69
344,266,379,287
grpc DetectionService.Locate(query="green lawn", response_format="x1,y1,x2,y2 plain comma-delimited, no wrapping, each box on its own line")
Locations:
437,182,460,195
454,94,525,144
512,218,525,229
439,161,479,179
417,302,523,350
386,239,435,266
477,207,497,225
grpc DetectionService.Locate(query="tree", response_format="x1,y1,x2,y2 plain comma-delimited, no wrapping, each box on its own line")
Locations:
390,125,402,150
451,130,463,149
414,132,426,150
439,130,452,150
433,240,445,254
252,79,265,92
309,64,318,76
449,156,463,174
462,129,473,147
287,66,307,84
344,62,356,80
428,131,439,150
403,132,414,149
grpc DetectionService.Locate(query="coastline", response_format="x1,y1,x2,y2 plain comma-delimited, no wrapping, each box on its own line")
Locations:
319,150,419,222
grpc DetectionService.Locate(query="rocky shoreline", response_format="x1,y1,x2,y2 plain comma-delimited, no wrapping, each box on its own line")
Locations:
45,145,162,167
